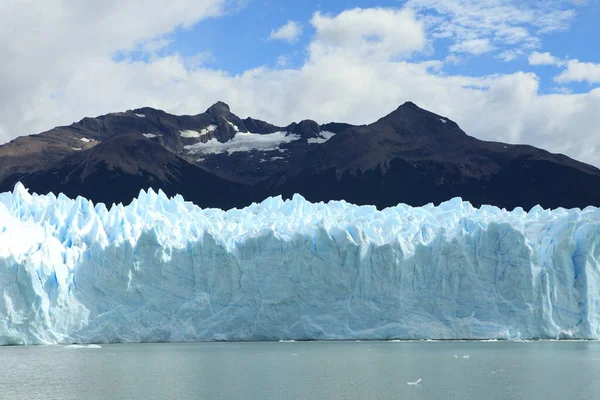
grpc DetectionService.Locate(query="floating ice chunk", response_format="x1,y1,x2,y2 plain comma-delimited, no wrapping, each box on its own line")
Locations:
79,138,91,143
407,378,422,386
64,344,101,349
71,147,82,151
143,133,159,139
462,355,470,359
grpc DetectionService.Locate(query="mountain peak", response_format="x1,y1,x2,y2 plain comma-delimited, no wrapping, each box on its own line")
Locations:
287,119,321,139
205,101,231,116
398,101,421,110
376,100,450,124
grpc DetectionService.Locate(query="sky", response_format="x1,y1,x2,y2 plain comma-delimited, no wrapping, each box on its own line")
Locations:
1,0,599,166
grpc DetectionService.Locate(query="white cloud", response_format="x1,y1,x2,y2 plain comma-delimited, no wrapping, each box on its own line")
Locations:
0,0,228,141
276,55,289,68
140,38,173,54
185,52,216,68
268,21,303,43
444,54,463,65
528,51,562,66
1,3,600,171
407,0,582,58
496,49,523,62
309,8,428,61
555,59,600,84
449,38,494,55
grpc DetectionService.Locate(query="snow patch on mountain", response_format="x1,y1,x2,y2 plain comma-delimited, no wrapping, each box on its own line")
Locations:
308,131,336,144
226,120,240,132
143,133,159,139
185,132,300,155
180,125,217,138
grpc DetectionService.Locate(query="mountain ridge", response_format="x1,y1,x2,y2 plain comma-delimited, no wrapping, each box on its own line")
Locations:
1,101,599,210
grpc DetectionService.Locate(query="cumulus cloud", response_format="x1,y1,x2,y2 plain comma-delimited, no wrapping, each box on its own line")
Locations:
268,21,303,43
449,38,494,55
496,49,523,62
528,51,563,66
555,59,600,84
0,0,228,140
309,8,428,60
1,2,600,170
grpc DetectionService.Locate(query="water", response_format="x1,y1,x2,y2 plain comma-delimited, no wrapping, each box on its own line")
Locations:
1,341,600,399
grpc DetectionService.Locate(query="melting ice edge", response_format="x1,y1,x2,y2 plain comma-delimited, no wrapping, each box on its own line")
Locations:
1,183,600,345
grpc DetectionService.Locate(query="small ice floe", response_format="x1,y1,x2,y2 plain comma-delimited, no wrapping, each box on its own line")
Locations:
407,378,422,386
71,147,82,151
143,133,159,139
462,355,470,359
453,355,458,358
292,353,298,356
279,340,296,343
79,137,91,143
64,344,102,349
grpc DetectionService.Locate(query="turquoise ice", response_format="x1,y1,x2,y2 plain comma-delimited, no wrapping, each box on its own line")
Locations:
1,183,599,344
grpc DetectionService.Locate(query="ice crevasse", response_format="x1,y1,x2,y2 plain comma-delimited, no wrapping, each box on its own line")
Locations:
1,182,600,345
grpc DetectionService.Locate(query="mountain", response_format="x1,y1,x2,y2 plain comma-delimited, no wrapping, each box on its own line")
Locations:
1,101,600,209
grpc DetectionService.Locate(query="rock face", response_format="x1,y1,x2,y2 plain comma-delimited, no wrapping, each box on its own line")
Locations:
1,186,600,344
1,101,600,210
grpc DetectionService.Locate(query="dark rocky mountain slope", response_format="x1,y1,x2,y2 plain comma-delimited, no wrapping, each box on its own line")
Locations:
1,101,599,210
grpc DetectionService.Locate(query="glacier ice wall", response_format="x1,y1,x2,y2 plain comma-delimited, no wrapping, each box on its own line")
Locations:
1,183,600,344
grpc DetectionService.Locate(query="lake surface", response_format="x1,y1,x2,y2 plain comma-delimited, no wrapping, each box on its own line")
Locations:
1,341,600,399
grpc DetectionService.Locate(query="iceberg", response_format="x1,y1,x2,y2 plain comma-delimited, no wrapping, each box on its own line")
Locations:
1,183,600,345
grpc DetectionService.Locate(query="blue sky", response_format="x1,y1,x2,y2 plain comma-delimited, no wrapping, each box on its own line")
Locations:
149,0,600,94
1,0,600,166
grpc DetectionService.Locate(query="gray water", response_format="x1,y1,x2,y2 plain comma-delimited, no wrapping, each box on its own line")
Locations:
1,341,599,400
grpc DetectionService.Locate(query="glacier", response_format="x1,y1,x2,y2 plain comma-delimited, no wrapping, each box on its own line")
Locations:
1,183,600,345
